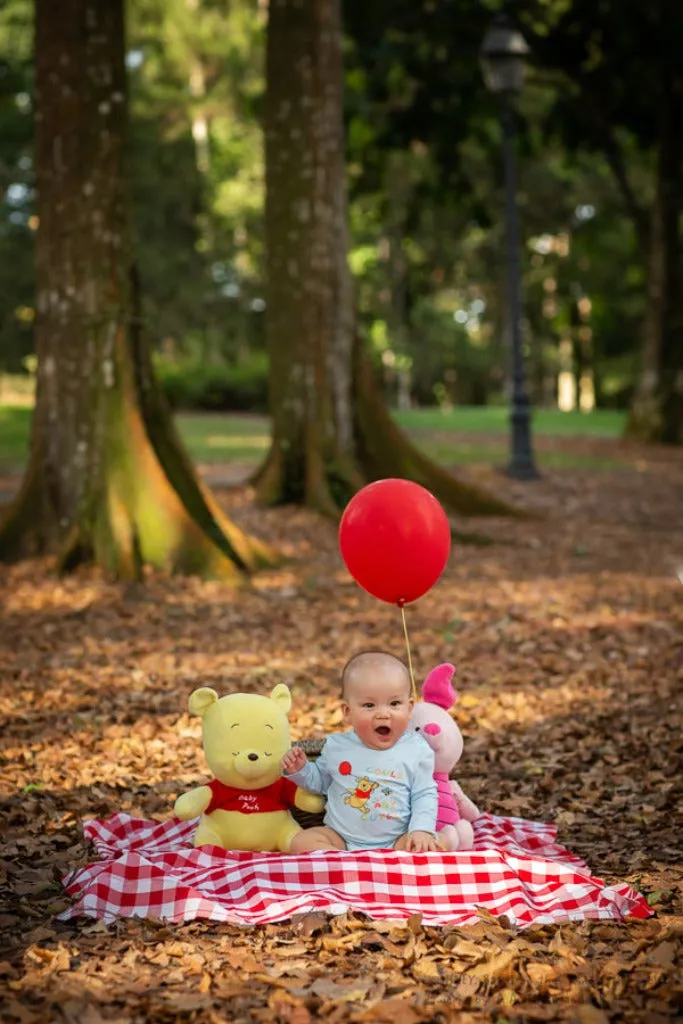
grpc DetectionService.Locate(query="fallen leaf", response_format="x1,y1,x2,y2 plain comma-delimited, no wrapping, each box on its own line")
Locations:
443,937,484,961
647,941,676,968
468,947,517,980
2,454,682,1024
646,889,673,906
25,944,71,972
25,926,56,943
2,998,43,1024
307,977,371,1002
454,974,481,999
411,957,441,982
355,997,421,1024
574,1006,609,1024
223,949,264,973
526,961,557,988
293,912,328,937
271,1001,311,1024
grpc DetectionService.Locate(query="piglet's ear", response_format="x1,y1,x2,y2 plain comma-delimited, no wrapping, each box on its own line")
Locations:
422,663,456,710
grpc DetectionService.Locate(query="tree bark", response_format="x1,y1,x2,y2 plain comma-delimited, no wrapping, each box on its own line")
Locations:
625,66,683,444
0,0,273,579
257,0,520,518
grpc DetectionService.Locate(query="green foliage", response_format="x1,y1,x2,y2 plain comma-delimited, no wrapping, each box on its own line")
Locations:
407,299,494,406
0,0,665,418
154,353,269,412
0,0,34,372
128,0,266,358
342,0,648,411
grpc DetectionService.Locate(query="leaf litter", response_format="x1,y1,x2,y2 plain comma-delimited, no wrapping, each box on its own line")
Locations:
1,445,682,1022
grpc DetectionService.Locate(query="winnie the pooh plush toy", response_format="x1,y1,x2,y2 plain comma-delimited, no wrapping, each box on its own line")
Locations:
174,684,324,852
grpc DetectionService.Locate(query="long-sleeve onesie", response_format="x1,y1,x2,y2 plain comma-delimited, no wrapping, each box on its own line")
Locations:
287,730,437,850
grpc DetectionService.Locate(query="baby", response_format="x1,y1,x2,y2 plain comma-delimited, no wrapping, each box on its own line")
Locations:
282,650,440,853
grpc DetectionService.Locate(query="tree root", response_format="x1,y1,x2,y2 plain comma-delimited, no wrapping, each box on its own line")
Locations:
0,460,46,562
132,307,278,573
353,345,530,519
252,342,533,521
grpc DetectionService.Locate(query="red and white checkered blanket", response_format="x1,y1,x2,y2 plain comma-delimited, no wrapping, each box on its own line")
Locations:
60,813,651,928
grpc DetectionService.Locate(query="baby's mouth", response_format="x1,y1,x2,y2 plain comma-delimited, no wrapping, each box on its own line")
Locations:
375,726,391,737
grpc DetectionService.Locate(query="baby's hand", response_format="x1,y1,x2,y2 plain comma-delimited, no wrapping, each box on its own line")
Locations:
281,746,307,776
404,831,441,853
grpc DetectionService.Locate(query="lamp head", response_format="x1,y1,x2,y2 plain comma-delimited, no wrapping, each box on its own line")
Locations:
480,14,529,95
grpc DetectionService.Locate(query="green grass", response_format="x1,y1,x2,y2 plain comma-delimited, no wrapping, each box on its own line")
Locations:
395,406,626,437
176,412,270,463
0,404,627,473
0,406,32,468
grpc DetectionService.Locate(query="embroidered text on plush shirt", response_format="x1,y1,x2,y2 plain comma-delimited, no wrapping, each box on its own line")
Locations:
205,777,297,815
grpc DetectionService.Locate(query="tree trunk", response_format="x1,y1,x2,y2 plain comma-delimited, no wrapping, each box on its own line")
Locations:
625,66,683,444
0,0,273,580
256,0,520,518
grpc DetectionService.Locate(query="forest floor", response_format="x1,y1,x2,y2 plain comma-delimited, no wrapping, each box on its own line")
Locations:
0,441,682,1023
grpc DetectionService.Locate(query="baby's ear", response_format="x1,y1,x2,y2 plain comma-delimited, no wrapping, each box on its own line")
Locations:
188,687,218,717
270,683,292,715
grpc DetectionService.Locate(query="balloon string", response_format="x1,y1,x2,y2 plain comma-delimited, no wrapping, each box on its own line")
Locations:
400,604,418,703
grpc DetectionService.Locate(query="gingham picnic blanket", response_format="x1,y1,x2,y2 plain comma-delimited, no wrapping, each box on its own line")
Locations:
60,812,651,928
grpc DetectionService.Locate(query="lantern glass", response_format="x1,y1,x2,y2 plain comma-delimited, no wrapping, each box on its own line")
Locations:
480,19,529,95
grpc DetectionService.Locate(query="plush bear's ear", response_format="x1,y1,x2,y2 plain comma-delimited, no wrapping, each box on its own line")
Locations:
269,683,292,715
188,687,218,717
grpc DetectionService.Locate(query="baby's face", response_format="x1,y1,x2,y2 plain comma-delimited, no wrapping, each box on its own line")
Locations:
342,661,414,751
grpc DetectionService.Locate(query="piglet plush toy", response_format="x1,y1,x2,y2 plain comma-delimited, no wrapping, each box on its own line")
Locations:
411,662,480,851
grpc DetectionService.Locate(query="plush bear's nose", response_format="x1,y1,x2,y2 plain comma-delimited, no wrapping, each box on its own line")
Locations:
247,753,259,761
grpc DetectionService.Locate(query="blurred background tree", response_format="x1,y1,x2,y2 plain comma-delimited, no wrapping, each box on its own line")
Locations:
0,0,679,442
0,0,273,578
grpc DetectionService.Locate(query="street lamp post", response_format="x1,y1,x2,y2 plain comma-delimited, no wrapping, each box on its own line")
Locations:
480,15,539,480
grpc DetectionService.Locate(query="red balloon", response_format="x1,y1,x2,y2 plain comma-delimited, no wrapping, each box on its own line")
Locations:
339,479,451,605
339,761,352,776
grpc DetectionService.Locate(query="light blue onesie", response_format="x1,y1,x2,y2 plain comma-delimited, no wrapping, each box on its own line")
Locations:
287,730,437,850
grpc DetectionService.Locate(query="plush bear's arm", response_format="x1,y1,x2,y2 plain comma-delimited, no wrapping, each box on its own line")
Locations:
174,785,212,820
449,780,480,822
294,787,326,813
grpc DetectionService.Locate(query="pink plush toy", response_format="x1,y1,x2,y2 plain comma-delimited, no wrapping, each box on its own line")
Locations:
411,662,480,851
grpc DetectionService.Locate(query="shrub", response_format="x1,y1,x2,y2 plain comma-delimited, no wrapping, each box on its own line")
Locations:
154,353,269,412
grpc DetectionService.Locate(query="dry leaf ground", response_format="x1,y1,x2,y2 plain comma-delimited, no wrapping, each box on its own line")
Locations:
1,439,682,1023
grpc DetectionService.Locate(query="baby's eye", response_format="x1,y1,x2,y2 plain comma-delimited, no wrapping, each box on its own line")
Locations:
363,702,374,709
390,700,402,707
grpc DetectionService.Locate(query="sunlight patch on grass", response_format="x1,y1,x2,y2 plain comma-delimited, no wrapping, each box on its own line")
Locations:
205,434,269,449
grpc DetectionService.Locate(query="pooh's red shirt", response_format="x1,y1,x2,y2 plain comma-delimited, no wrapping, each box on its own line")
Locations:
205,777,298,815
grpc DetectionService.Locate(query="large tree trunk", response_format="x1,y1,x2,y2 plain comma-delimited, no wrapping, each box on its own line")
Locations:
625,65,683,444
256,0,519,518
0,0,273,580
